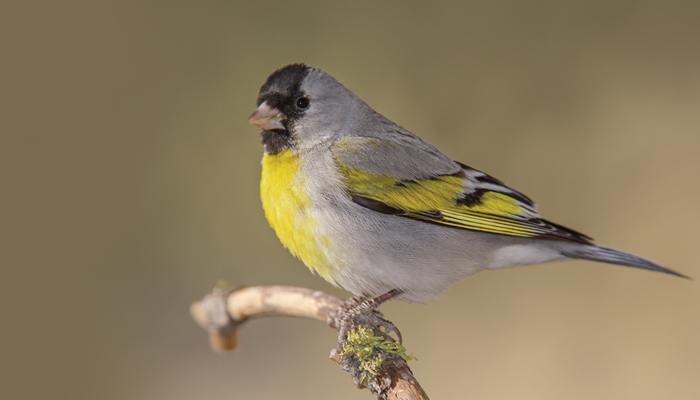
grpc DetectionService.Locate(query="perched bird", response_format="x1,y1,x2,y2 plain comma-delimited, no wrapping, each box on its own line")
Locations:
248,63,686,303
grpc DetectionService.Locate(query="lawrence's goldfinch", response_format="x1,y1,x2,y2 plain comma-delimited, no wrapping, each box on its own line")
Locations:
248,64,686,303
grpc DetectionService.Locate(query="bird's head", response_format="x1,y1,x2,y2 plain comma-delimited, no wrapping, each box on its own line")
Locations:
249,64,372,154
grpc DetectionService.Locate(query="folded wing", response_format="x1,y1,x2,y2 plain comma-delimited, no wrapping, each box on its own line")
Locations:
331,136,592,244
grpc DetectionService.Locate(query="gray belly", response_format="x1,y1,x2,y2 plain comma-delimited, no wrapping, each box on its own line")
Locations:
313,195,530,302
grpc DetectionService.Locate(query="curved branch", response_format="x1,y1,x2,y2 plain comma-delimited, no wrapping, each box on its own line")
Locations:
190,285,429,400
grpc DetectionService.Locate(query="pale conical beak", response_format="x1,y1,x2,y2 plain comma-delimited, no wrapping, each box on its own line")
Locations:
248,102,285,130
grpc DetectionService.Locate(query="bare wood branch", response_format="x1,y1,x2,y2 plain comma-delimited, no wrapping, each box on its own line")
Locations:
190,285,429,400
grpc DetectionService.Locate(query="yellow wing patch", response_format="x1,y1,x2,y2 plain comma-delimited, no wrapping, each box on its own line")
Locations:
466,192,522,215
338,163,464,211
337,162,590,242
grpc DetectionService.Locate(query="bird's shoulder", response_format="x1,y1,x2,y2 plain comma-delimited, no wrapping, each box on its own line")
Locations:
330,133,460,181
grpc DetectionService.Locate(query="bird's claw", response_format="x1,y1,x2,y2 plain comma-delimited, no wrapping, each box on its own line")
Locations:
334,290,403,343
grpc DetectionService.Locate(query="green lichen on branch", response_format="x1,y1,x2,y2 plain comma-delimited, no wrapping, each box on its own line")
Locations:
340,325,413,384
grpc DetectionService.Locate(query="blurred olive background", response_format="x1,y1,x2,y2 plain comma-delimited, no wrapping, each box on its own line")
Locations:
3,1,700,399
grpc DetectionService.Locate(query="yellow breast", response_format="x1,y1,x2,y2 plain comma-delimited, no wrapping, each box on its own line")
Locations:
260,151,333,281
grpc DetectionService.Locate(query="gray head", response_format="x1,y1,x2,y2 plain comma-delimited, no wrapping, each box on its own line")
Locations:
248,64,375,154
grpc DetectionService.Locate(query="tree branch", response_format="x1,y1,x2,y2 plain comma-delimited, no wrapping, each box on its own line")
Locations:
190,285,429,400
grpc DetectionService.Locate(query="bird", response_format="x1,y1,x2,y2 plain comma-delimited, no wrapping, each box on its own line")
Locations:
248,63,687,304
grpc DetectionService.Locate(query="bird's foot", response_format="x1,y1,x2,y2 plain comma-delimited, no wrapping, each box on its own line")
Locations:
331,290,409,390
335,289,403,344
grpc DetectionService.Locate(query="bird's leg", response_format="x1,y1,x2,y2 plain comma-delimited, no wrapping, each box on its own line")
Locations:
349,289,402,314
340,289,402,318
336,289,404,343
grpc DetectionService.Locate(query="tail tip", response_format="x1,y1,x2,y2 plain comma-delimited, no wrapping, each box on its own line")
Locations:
563,245,691,280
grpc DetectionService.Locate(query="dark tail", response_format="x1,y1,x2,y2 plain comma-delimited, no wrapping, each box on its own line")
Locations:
561,245,690,279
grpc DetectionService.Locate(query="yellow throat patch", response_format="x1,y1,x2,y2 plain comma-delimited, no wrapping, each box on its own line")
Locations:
260,151,333,281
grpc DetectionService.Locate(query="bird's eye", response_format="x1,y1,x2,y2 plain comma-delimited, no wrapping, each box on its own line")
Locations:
296,97,310,109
